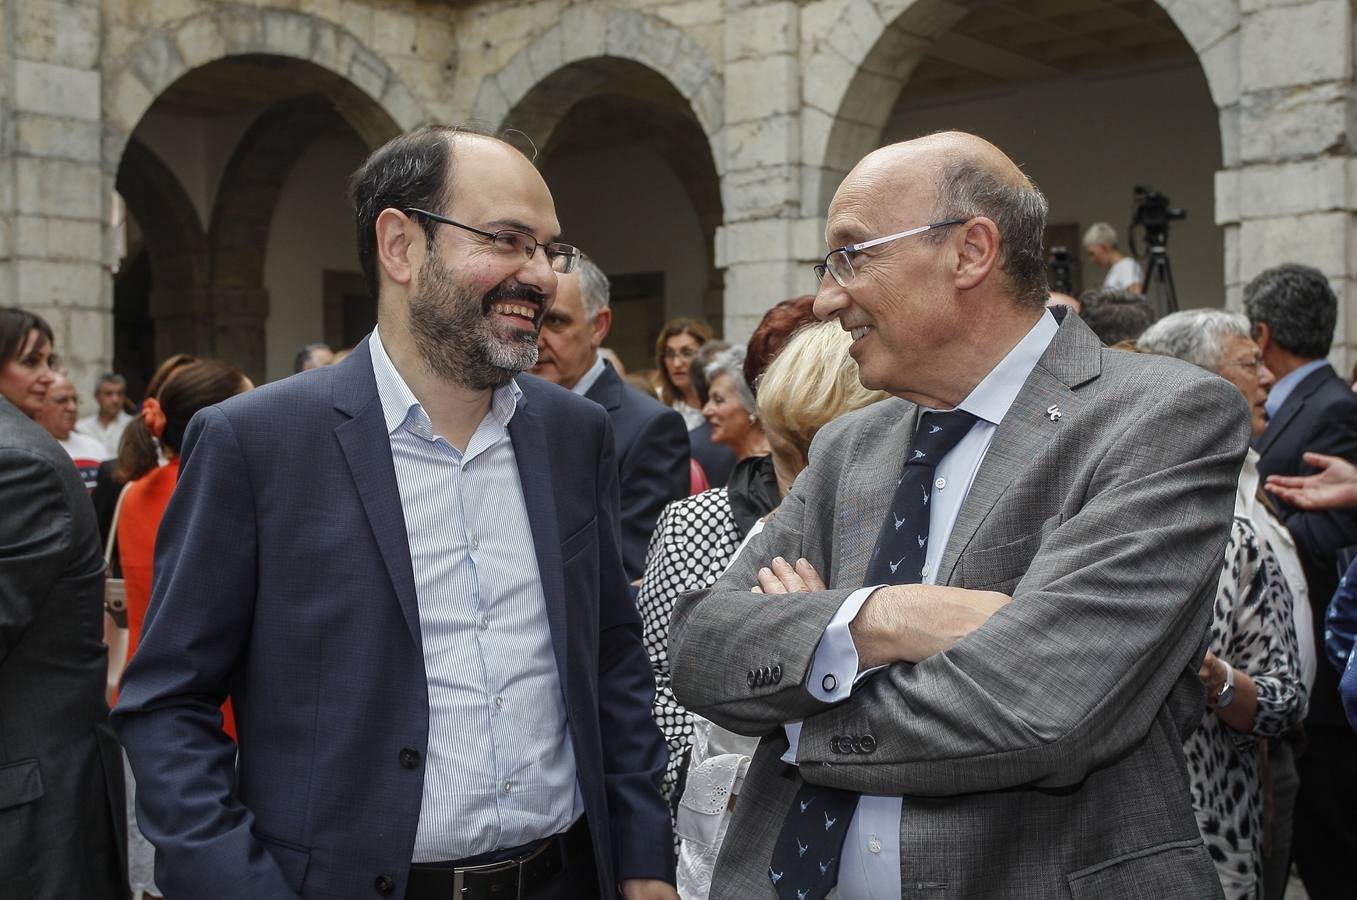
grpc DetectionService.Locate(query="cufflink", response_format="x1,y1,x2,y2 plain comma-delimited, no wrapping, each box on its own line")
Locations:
822,673,838,693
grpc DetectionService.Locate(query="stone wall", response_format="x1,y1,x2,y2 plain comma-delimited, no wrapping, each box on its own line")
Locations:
0,0,1353,381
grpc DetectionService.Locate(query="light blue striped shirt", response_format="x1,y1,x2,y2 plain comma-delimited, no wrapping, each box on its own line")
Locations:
369,329,582,862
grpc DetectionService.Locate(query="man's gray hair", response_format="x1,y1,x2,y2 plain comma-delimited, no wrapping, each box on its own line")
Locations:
95,372,126,393
1243,263,1337,360
1083,222,1117,248
576,256,611,321
1137,308,1251,372
926,158,1050,307
704,345,756,415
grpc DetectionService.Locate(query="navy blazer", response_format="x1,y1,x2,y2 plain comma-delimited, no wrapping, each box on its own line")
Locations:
1255,362,1357,725
113,339,674,899
584,362,690,581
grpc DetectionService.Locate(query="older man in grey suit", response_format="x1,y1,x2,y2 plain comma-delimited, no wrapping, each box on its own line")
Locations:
670,133,1250,899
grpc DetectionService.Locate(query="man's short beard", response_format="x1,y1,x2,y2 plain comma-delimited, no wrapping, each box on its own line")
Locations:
408,249,541,391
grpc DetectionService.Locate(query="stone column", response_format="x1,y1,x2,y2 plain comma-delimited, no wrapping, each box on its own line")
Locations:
0,0,108,392
716,0,824,341
1216,0,1356,370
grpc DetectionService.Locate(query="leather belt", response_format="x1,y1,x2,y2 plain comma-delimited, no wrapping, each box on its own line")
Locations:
406,832,565,900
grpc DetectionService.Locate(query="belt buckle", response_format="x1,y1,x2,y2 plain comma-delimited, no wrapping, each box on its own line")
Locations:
450,855,525,900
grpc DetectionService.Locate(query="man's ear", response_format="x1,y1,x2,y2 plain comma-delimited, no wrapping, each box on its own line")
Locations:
590,307,613,349
375,209,418,288
1253,321,1272,353
954,217,1001,291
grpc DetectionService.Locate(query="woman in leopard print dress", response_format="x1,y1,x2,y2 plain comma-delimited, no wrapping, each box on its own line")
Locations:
1183,516,1306,899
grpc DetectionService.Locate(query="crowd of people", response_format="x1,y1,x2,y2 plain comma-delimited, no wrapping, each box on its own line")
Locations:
3,124,1356,900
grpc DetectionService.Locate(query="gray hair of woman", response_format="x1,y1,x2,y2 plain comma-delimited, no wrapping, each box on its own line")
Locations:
1136,308,1252,371
704,345,756,415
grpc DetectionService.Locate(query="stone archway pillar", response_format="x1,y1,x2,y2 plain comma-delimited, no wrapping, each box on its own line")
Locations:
0,0,110,394
210,287,270,385
1210,0,1355,369
716,0,826,341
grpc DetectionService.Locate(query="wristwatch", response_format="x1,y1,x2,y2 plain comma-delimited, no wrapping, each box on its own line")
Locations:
1215,658,1236,709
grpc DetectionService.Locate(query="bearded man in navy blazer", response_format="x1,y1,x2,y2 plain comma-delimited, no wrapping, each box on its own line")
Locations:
113,127,677,900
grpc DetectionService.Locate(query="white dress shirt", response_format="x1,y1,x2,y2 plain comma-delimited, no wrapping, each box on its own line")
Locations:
369,328,582,862
782,310,1060,900
76,410,132,459
569,353,608,397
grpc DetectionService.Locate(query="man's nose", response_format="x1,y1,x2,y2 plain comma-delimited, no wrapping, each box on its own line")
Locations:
813,283,847,321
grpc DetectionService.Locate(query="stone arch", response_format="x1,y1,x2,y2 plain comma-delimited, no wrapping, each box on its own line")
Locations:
102,7,426,180
205,95,358,381
115,138,211,374
471,6,724,172
804,0,1240,212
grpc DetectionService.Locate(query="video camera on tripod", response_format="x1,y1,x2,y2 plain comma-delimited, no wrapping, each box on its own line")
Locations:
1127,184,1186,315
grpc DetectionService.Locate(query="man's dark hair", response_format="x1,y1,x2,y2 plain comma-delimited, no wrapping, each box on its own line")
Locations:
1078,288,1157,345
293,343,332,374
349,124,503,301
926,158,1050,308
1243,263,1337,359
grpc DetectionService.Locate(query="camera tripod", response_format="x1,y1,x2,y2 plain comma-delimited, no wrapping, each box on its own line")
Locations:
1141,243,1179,317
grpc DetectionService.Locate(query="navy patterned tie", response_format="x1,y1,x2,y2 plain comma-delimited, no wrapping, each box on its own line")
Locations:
769,409,978,900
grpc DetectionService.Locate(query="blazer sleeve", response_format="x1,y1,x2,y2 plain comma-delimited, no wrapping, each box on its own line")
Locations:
592,417,678,885
616,407,690,581
789,376,1251,796
0,448,72,664
110,407,299,900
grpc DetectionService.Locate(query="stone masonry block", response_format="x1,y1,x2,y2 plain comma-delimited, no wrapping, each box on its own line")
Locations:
15,158,102,220
1239,84,1348,164
1214,169,1240,225
1223,224,1241,289
559,5,608,62
63,306,113,366
689,76,725,143
1218,104,1241,169
491,53,540,114
174,14,229,69
380,80,425,131
667,37,718,99
14,60,100,121
312,23,361,79
14,0,100,68
802,48,858,116
607,10,681,72
1160,0,1240,54
721,164,799,222
348,46,390,102
1238,159,1349,219
14,216,102,261
726,55,799,123
837,66,905,129
727,3,797,62
824,1,886,69
15,114,101,164
16,259,105,309
1196,28,1239,109
129,33,185,96
716,219,793,266
1238,212,1348,282
337,0,377,49
656,0,723,29
259,10,320,61
372,8,418,59
1240,3,1350,92
724,114,798,171
524,25,565,82
722,260,805,325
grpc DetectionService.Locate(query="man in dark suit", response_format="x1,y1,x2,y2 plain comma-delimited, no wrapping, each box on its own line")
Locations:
530,257,689,581
0,322,126,898
1246,262,1357,900
671,132,1247,899
113,127,676,900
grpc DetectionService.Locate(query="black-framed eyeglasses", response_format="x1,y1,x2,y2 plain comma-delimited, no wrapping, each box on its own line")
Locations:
406,208,581,274
813,219,967,288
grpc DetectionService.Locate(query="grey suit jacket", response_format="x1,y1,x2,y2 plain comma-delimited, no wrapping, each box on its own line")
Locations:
670,312,1249,899
0,397,125,898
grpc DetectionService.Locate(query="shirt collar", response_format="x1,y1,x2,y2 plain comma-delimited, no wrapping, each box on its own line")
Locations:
1265,358,1329,419
947,308,1061,426
368,326,522,437
570,353,607,397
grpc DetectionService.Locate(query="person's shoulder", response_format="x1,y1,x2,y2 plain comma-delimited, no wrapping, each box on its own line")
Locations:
0,407,87,496
210,362,344,429
1307,365,1357,411
65,431,106,459
516,372,610,424
1097,344,1226,392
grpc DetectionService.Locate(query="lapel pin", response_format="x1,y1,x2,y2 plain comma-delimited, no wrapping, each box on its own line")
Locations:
1046,405,1062,422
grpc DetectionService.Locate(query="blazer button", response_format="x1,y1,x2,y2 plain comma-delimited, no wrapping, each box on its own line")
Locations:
822,673,838,693
374,874,395,896
748,670,756,688
399,748,421,769
830,736,842,754
859,734,877,753
772,664,782,683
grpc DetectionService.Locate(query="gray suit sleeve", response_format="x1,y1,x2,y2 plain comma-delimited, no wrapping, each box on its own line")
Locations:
793,376,1250,795
0,448,73,663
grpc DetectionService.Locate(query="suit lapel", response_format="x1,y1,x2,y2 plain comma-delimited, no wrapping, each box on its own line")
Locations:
332,339,423,648
506,393,570,682
936,313,1102,585
584,361,623,412
1256,365,1331,455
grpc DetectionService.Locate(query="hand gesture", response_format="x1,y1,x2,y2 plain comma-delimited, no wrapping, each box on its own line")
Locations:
1264,452,1357,511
